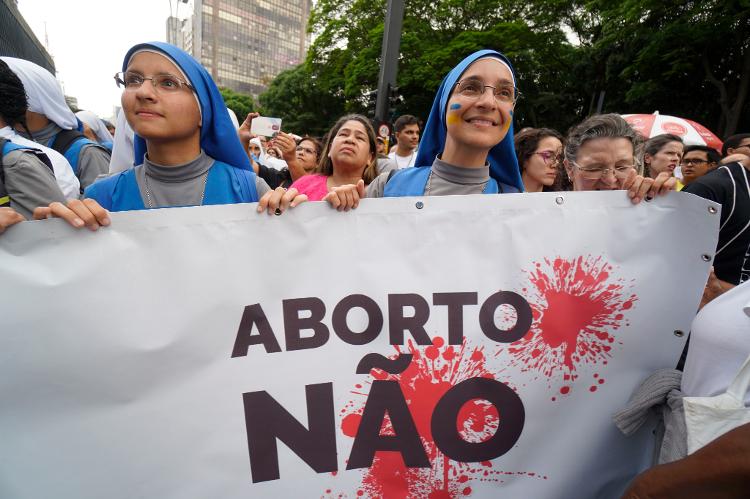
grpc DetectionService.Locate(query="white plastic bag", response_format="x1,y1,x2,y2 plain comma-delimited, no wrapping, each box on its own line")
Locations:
683,353,750,454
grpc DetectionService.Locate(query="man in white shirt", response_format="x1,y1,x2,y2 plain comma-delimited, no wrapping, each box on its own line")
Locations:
387,115,420,169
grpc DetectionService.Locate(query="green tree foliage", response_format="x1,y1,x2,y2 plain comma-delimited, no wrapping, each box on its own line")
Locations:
586,0,750,136
258,64,346,137
219,87,255,123
259,0,750,138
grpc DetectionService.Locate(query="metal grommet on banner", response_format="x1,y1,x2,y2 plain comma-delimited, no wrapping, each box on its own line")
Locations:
415,201,424,210
673,330,685,338
708,205,717,214
701,254,712,262
555,196,564,205
274,208,282,216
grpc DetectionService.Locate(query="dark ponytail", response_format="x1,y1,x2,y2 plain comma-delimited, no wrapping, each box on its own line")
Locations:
0,59,34,139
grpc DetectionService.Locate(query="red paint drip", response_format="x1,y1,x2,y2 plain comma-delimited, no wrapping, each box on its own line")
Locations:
336,338,545,497
506,256,636,397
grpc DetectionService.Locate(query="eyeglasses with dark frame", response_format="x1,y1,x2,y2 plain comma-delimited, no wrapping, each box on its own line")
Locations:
114,71,195,93
680,158,710,167
570,160,635,180
454,79,520,104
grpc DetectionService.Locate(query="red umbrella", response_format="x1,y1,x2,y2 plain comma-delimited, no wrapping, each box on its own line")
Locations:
622,112,723,153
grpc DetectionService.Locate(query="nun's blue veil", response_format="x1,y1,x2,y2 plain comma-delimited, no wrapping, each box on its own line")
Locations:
414,49,524,191
122,42,251,171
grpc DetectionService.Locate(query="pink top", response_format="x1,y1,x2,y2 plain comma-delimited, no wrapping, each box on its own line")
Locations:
290,174,329,201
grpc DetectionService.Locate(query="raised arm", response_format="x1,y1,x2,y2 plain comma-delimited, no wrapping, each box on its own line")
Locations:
274,132,307,182
239,112,260,174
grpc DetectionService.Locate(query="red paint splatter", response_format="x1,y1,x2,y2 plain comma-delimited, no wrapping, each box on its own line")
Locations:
337,338,546,497
506,256,636,397
342,413,361,438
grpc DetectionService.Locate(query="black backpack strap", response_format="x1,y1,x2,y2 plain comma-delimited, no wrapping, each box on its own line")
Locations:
50,129,86,155
27,149,54,172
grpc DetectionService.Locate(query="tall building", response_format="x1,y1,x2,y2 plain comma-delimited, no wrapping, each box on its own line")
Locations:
167,0,311,97
0,0,55,73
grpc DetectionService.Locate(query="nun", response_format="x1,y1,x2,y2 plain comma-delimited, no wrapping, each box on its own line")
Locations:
0,58,67,218
0,57,111,190
324,49,524,209
33,42,305,229
0,58,79,199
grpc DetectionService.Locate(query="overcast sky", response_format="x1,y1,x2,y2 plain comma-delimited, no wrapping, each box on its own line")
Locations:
17,0,185,120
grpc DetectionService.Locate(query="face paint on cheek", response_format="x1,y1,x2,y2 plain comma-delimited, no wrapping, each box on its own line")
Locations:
446,104,462,125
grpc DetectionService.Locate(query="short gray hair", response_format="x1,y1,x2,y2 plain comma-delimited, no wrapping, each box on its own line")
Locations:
565,114,643,172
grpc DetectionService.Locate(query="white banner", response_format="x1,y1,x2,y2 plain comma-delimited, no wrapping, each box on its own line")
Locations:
0,192,719,499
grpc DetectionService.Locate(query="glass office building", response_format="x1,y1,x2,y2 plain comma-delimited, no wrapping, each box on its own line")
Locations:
168,0,311,97
0,0,55,73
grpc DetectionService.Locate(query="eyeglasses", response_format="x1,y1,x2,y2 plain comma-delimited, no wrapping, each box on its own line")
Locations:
454,79,520,104
680,158,709,166
114,71,194,93
533,151,562,165
571,161,635,180
296,146,317,155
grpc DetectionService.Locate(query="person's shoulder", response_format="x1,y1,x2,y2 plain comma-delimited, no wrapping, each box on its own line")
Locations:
371,171,391,185
1,144,50,169
84,170,132,199
684,164,738,196
377,157,397,174
366,169,407,198
80,141,112,159
1,147,29,166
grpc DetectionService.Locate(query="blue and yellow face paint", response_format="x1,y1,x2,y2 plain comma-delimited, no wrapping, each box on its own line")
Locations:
446,103,462,125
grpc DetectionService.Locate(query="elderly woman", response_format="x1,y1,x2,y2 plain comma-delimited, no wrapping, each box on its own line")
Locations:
563,114,675,203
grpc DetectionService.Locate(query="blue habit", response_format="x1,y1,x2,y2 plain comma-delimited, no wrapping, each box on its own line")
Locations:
122,42,253,172
85,161,259,212
410,49,524,194
84,42,261,212
382,165,521,197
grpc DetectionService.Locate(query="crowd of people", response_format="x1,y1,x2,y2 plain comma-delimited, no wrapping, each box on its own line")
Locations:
1,41,749,496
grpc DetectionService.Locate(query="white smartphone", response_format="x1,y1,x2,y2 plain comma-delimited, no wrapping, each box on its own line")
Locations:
250,116,282,137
